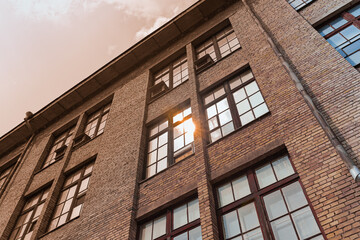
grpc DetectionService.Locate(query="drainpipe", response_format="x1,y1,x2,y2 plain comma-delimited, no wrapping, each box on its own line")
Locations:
0,112,36,200
241,0,360,182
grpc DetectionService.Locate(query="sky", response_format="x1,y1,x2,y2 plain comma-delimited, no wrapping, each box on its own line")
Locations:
0,0,196,137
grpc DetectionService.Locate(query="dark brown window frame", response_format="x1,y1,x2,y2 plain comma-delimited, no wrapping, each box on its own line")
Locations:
144,104,195,179
149,55,189,100
47,161,95,232
42,126,75,169
202,69,269,144
9,187,49,240
0,158,17,194
137,197,201,240
215,152,327,240
317,4,360,68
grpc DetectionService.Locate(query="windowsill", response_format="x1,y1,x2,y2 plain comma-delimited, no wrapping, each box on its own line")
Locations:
38,216,80,239
34,158,63,175
148,79,189,104
207,112,271,148
72,133,103,151
139,152,195,184
196,48,241,75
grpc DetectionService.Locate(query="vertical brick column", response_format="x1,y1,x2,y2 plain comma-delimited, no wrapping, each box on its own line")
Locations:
186,43,219,240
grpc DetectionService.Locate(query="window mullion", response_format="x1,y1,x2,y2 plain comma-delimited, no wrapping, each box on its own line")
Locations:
225,83,241,129
168,120,174,167
169,65,174,90
212,36,221,61
65,169,83,223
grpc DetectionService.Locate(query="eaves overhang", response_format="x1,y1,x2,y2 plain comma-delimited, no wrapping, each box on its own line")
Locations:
0,0,235,155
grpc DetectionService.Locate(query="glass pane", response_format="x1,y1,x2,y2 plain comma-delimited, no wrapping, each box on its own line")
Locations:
63,199,73,213
272,156,295,180
159,121,168,132
346,51,360,66
140,222,152,240
232,175,251,201
216,98,229,113
343,39,360,55
292,207,320,239
157,145,168,160
218,183,234,207
70,204,82,220
229,77,242,89
340,25,360,40
253,103,269,118
84,163,94,175
188,199,200,222
67,185,77,199
240,111,255,126
237,99,251,115
149,139,158,152
311,236,325,240
153,216,166,239
204,94,215,105
219,110,232,126
240,70,254,82
157,159,167,172
222,210,241,239
327,33,347,47
221,122,234,136
185,132,194,145
34,203,44,218
233,88,247,103
148,151,157,165
282,182,307,212
330,16,348,29
214,87,226,99
238,202,260,232
211,129,222,142
174,136,185,152
79,177,90,193
245,82,259,96
271,216,298,240
189,226,202,240
249,92,264,108
256,164,276,189
174,204,188,229
174,232,188,240
263,190,288,220
146,165,156,178
349,4,360,17
208,117,219,131
207,105,217,119
243,228,263,240
58,213,68,226
158,132,168,146
318,25,333,36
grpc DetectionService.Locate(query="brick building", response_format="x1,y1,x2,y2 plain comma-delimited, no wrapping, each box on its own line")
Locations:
1,0,360,239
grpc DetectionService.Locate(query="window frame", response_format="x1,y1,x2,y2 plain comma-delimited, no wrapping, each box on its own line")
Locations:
138,197,201,240
0,159,17,193
195,25,241,68
47,161,95,232
83,102,111,139
144,105,195,179
215,152,326,240
202,69,270,144
42,126,75,169
317,4,360,68
287,0,315,11
149,54,189,100
9,187,49,240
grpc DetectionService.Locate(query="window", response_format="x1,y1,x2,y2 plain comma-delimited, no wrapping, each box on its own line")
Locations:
0,163,15,192
216,155,325,240
287,0,314,10
9,188,49,240
48,162,94,231
150,55,189,98
84,103,111,139
146,106,195,178
139,198,202,240
318,4,360,68
43,126,75,169
195,25,240,68
203,69,269,143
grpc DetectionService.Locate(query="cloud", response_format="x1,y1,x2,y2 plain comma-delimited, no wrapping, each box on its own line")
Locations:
10,0,165,21
135,16,170,40
107,44,120,57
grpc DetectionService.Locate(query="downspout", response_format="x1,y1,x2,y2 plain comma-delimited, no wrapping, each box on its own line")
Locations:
241,0,360,182
0,112,36,200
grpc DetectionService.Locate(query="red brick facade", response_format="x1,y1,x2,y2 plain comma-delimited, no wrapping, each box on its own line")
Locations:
1,0,360,239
